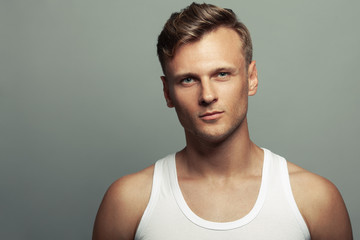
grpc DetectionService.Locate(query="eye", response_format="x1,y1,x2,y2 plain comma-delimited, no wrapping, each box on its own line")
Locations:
218,72,228,77
215,72,230,81
181,77,195,85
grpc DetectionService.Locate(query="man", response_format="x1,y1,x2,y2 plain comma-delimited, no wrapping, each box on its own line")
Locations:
93,3,352,240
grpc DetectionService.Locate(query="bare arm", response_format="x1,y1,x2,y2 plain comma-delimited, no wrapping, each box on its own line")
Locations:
92,166,154,240
289,163,353,240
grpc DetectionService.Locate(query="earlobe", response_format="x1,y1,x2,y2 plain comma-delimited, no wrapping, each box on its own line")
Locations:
247,61,258,96
161,76,174,108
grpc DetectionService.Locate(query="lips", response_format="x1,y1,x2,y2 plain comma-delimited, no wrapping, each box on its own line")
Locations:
199,111,224,121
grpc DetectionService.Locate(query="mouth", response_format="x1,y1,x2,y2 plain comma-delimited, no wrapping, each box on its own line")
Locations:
199,111,224,121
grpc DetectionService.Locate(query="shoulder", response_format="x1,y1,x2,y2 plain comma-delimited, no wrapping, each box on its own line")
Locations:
286,161,353,240
92,164,155,240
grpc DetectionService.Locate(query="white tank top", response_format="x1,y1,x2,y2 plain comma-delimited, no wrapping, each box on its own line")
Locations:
135,148,311,240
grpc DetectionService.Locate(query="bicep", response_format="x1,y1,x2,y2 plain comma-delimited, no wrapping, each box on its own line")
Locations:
310,182,353,240
294,174,353,240
92,180,140,240
92,169,153,240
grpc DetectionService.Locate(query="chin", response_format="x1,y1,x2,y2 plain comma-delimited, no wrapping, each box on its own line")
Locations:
184,116,247,144
193,129,233,144
191,120,246,144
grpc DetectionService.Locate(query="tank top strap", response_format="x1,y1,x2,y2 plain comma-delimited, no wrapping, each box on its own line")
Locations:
135,154,175,239
265,150,311,239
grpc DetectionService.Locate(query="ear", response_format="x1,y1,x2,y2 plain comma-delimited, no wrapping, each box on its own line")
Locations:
161,76,174,108
247,60,258,96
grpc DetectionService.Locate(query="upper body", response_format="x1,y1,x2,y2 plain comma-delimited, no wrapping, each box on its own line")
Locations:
92,149,352,240
92,3,352,240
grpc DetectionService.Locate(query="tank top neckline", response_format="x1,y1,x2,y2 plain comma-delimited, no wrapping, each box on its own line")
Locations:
168,148,270,230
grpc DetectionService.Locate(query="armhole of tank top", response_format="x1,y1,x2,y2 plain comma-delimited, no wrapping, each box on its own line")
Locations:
134,159,163,239
279,158,311,240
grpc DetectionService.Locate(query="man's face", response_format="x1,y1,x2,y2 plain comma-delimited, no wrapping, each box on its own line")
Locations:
162,27,258,143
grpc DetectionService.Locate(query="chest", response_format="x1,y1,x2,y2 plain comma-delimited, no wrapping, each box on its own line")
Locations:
178,176,262,222
134,153,310,240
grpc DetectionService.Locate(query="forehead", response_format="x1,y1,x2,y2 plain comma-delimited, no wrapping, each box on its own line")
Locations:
165,27,245,77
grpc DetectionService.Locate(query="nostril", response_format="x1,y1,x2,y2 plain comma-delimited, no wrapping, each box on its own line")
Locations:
199,97,217,106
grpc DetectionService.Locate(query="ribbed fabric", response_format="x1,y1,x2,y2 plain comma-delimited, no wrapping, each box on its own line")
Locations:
135,148,311,240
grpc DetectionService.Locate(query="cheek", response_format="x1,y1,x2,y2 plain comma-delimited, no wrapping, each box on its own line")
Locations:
174,104,198,131
172,93,197,121
174,102,196,119
172,87,198,109
221,83,249,113
221,81,248,101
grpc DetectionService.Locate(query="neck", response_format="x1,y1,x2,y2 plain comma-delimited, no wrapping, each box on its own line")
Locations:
177,118,263,179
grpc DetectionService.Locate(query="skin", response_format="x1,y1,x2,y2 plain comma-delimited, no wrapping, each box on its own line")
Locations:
92,27,353,240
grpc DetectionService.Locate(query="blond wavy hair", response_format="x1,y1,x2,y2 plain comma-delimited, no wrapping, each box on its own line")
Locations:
157,2,253,73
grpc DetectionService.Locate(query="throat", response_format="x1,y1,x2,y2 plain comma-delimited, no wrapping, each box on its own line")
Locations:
177,142,264,179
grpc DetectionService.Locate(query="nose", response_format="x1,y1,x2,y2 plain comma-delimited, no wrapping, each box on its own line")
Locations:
199,79,217,106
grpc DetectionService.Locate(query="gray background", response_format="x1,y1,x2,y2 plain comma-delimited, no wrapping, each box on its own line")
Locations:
1,0,359,239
